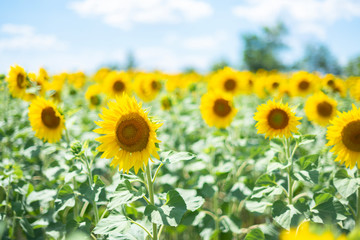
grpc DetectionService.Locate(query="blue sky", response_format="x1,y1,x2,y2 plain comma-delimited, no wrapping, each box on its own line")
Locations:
1,0,360,74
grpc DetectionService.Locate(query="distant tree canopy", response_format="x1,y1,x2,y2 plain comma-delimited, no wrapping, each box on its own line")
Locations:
344,55,360,76
295,43,342,75
210,59,230,72
242,23,287,72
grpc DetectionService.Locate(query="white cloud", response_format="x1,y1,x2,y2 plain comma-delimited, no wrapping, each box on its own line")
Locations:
0,24,67,52
232,0,360,39
68,0,213,29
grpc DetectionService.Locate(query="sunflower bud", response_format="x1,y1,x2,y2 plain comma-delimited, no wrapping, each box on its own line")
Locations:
70,141,83,156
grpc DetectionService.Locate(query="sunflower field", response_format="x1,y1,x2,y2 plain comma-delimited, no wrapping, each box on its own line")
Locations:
1,65,360,240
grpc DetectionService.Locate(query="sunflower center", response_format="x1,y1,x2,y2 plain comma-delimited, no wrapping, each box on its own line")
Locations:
224,79,236,91
298,80,310,91
316,101,333,117
17,73,25,88
151,80,161,90
327,79,334,87
90,95,101,106
41,107,60,129
342,120,360,152
248,79,253,87
213,99,231,117
267,109,289,129
113,80,125,92
273,82,280,89
115,112,150,152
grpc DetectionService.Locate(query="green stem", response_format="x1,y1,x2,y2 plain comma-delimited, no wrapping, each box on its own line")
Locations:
73,177,79,219
145,163,158,240
284,138,293,204
214,191,220,240
357,169,360,225
83,155,99,225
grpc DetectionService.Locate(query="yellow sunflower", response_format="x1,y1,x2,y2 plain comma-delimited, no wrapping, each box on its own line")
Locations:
280,222,344,240
160,95,172,111
134,73,162,102
209,67,243,96
304,92,337,126
6,65,30,100
103,71,131,99
68,72,86,89
94,94,162,173
47,73,66,103
28,97,65,143
200,91,237,128
254,100,302,139
93,67,110,83
85,84,103,109
291,71,318,97
327,104,360,169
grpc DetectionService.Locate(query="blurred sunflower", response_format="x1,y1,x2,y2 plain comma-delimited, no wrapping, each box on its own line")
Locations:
200,91,237,128
104,71,131,98
94,94,162,173
29,72,48,97
210,67,242,95
48,73,66,103
254,100,302,139
291,71,318,97
160,95,172,111
28,97,65,143
68,72,86,89
280,222,345,240
327,104,360,169
6,65,30,100
85,84,103,109
305,92,337,126
39,67,49,82
93,67,110,83
135,73,162,102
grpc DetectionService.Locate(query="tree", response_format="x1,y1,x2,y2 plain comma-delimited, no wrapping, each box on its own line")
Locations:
344,55,360,76
295,43,341,75
242,22,287,71
210,59,230,72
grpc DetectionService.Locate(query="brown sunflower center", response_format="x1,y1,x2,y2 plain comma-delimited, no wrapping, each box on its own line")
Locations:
41,107,60,129
213,99,231,117
115,112,150,152
17,73,25,88
267,109,289,129
342,120,360,152
298,80,310,91
151,80,161,90
327,79,334,87
224,79,236,91
316,101,333,117
90,95,101,106
113,80,125,92
248,79,253,87
272,82,279,89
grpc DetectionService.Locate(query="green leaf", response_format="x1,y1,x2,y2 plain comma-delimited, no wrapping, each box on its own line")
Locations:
229,182,251,201
298,134,316,146
245,201,270,214
108,180,145,210
311,193,336,223
219,216,241,233
93,214,130,236
19,218,34,237
298,154,319,170
270,138,283,152
245,228,265,240
333,169,359,198
293,170,319,184
176,188,204,212
272,200,300,230
160,151,196,164
144,190,187,226
255,174,277,187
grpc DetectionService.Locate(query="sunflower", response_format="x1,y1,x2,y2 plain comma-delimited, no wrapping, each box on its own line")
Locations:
68,72,86,89
280,222,343,240
160,95,172,111
327,104,360,169
200,91,237,128
48,73,66,103
254,100,302,139
291,71,318,97
304,92,337,126
93,67,110,83
6,65,30,100
94,94,162,173
103,71,131,99
85,84,103,109
209,67,243,96
28,72,48,97
134,73,162,102
28,97,65,143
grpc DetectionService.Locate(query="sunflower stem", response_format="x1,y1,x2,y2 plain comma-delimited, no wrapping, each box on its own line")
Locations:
284,138,293,205
357,169,360,225
145,162,158,240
